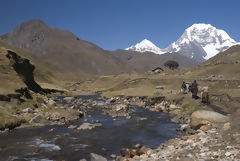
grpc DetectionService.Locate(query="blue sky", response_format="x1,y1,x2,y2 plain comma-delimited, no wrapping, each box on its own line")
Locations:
0,0,240,50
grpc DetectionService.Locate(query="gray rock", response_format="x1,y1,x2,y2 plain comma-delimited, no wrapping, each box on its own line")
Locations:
48,99,56,105
133,144,141,148
29,115,44,124
41,103,47,108
77,122,102,130
114,104,128,111
156,85,165,89
90,153,107,161
22,108,33,113
96,101,105,106
106,97,116,104
110,154,117,159
180,124,190,131
68,125,77,129
63,97,74,101
222,122,231,131
191,110,229,130
191,110,229,123
79,159,87,161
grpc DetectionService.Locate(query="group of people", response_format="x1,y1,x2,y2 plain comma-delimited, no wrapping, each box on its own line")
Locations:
181,80,199,99
181,80,208,102
181,80,209,103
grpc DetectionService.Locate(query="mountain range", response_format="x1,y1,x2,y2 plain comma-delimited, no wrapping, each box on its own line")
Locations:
0,19,198,80
126,24,238,62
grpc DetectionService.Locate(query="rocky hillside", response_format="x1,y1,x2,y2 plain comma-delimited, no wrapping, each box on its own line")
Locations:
0,47,46,96
0,19,131,76
0,19,198,78
114,50,198,71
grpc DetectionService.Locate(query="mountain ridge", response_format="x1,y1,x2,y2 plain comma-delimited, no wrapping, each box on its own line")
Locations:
126,23,238,62
0,19,198,79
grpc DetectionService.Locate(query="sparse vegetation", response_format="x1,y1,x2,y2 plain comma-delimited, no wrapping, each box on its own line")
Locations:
164,60,179,70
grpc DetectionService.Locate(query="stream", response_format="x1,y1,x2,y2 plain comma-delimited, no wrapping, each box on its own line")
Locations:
0,95,179,161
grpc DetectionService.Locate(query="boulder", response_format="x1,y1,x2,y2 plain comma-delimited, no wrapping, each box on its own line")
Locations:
130,149,138,157
190,118,209,130
68,125,77,129
29,115,44,124
190,110,229,130
22,108,33,113
90,153,107,161
77,122,102,130
120,148,131,157
114,104,128,111
200,124,212,131
96,101,105,106
106,97,116,104
137,146,150,155
48,99,56,105
222,122,231,131
169,104,180,110
110,154,117,159
79,159,87,161
191,110,229,123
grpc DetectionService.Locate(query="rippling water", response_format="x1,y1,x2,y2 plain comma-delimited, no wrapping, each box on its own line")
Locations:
0,96,178,161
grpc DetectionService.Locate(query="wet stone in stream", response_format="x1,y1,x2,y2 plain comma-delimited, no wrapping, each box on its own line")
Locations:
0,95,179,161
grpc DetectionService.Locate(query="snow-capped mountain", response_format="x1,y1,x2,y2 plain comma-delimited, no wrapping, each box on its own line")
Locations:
167,23,237,62
125,24,237,62
125,39,165,55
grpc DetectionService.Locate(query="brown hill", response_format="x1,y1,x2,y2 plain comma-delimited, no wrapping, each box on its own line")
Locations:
0,19,198,78
114,50,198,72
0,19,131,76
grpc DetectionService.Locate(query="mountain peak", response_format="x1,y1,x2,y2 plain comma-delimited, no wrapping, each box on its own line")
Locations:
167,23,237,61
126,39,165,55
16,19,48,31
188,23,214,30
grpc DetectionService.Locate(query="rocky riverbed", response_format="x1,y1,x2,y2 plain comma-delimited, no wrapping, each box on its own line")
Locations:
107,96,240,161
0,94,179,160
0,93,239,160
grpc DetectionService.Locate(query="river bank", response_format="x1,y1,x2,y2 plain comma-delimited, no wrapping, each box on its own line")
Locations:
0,94,179,160
1,92,239,160
107,96,240,161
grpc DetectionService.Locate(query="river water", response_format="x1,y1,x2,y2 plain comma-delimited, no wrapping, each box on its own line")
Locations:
0,95,178,161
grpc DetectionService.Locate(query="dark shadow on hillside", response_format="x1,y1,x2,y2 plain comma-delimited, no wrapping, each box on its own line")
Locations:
5,50,63,96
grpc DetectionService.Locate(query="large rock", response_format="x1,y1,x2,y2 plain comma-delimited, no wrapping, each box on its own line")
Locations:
222,122,231,131
22,107,33,113
29,115,44,124
90,153,107,161
48,99,56,105
113,104,128,111
156,85,165,89
77,122,102,130
190,110,229,129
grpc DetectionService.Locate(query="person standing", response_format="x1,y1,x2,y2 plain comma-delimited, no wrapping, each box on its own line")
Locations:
191,80,198,99
181,81,187,94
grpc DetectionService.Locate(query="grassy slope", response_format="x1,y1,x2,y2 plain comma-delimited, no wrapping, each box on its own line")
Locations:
72,46,240,114
0,46,26,94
